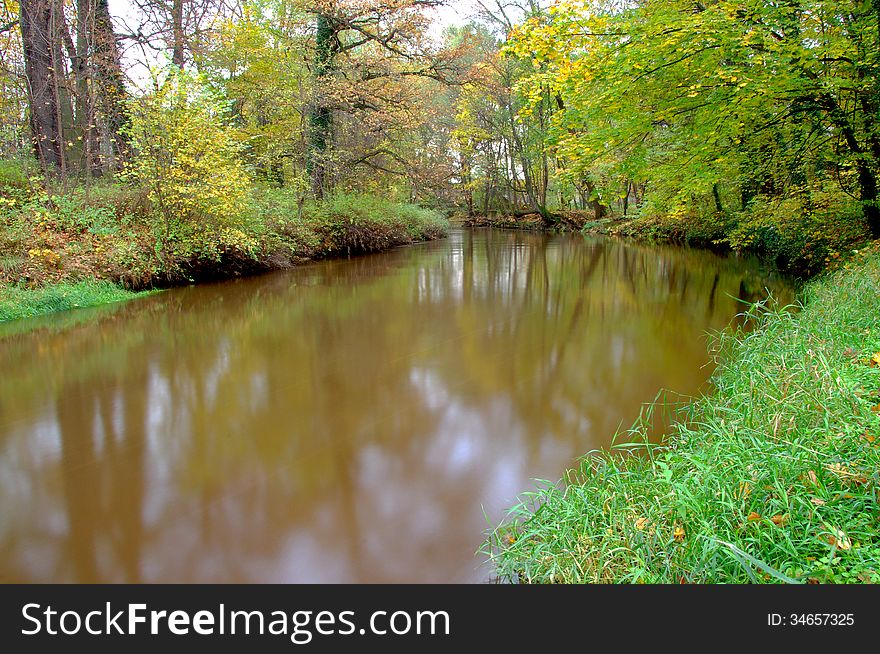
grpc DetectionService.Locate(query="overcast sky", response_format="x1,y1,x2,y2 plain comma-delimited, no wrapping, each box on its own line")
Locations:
105,0,486,38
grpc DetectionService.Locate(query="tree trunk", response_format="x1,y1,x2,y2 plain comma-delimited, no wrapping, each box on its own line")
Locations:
172,0,184,68
308,13,334,200
74,0,100,175
712,182,723,214
585,180,605,222
20,0,66,173
94,0,129,167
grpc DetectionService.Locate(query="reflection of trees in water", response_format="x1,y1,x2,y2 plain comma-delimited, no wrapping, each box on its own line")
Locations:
0,230,793,582
417,230,792,457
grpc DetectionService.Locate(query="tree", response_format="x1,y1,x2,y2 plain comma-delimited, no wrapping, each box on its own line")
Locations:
19,0,69,173
508,0,880,237
304,0,453,199
18,0,129,176
1,1,29,157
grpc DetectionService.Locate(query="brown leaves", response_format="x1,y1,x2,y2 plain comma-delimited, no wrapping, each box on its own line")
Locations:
770,513,788,526
822,525,851,550
745,511,788,527
825,462,869,486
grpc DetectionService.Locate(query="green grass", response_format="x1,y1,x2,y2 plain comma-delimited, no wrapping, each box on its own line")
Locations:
266,191,449,255
0,280,150,323
486,250,880,583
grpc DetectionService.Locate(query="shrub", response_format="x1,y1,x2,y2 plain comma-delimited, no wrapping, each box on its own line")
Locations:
123,69,250,263
727,186,868,274
304,194,447,253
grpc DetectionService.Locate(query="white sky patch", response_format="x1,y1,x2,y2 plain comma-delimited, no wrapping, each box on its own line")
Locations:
107,0,486,88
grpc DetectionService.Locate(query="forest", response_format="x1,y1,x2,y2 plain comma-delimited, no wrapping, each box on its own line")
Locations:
0,1,879,586
1,0,878,318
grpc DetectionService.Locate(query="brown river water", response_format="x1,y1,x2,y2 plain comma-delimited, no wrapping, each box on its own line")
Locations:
0,228,792,582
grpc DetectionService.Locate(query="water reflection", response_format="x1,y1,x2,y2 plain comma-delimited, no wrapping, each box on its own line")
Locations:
0,229,792,582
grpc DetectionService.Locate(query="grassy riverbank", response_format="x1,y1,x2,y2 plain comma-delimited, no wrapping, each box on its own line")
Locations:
0,280,149,323
465,193,872,278
1,175,447,323
487,245,880,583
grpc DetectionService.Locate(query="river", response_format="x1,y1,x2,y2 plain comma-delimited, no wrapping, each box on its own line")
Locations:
0,228,792,582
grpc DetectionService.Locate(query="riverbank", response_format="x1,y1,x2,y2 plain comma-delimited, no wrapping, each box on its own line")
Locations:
486,243,880,583
464,208,870,278
0,185,447,323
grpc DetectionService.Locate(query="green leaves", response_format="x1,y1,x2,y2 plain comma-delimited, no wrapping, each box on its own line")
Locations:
505,0,880,254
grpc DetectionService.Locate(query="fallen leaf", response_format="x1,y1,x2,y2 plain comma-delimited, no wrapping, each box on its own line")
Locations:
673,526,686,542
872,352,880,367
770,514,788,526
825,525,852,550
811,498,826,506
635,517,649,531
807,470,818,485
747,511,762,522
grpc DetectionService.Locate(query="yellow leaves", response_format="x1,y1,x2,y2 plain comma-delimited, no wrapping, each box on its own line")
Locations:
826,462,848,477
870,352,880,367
126,69,248,235
822,526,851,550
735,481,752,500
673,526,686,542
27,248,61,267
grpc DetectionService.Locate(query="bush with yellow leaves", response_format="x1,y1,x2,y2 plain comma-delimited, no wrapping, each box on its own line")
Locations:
123,69,250,264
